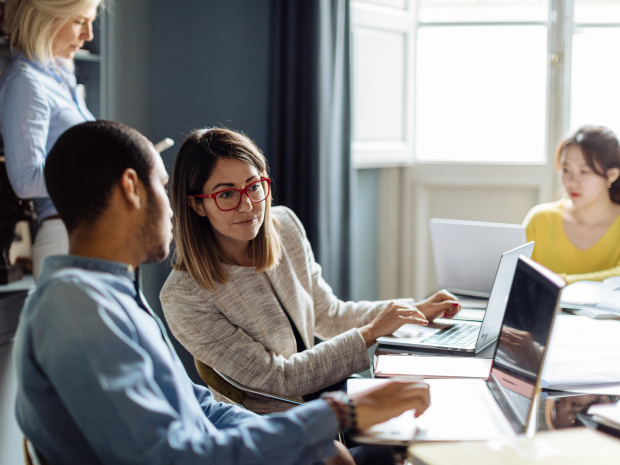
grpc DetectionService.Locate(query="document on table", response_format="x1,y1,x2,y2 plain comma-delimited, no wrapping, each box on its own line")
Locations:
588,402,620,430
542,314,620,389
560,277,620,318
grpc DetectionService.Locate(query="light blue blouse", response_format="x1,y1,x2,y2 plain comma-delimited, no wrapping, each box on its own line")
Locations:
0,53,94,222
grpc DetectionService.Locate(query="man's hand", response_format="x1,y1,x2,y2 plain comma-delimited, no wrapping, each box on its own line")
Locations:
349,379,430,430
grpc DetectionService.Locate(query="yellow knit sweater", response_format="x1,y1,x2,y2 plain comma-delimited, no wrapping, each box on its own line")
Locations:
523,199,620,284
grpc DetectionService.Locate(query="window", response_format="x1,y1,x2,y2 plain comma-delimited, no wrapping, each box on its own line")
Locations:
571,0,620,134
351,0,620,166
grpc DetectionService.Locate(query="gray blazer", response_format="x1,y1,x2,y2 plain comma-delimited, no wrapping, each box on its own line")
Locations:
160,206,390,413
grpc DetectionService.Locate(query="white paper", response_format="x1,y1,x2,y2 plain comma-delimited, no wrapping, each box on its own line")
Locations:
560,280,620,313
542,314,620,388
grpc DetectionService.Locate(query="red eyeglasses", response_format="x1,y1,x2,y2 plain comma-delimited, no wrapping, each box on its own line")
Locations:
193,178,271,211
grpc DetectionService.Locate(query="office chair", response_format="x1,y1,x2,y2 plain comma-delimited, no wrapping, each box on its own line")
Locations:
23,438,48,465
194,359,348,445
194,358,302,408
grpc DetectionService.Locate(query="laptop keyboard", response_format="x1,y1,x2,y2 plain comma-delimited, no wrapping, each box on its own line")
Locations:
420,324,478,348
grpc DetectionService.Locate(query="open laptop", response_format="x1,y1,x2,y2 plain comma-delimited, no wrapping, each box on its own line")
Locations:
377,242,534,354
350,256,565,443
430,218,527,298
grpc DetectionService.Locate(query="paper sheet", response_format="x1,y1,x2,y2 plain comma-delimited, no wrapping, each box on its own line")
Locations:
589,402,620,426
560,280,620,313
542,315,620,388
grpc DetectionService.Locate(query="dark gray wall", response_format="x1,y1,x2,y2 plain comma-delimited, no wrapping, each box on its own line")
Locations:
109,0,151,134
351,169,379,302
112,0,272,384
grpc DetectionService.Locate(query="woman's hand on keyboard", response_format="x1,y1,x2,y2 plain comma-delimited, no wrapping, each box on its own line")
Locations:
359,302,429,348
416,290,461,321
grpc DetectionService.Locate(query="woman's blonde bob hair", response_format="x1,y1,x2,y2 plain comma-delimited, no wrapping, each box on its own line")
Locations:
170,127,282,291
5,0,101,63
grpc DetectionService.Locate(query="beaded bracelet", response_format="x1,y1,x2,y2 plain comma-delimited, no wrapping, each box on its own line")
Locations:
320,391,358,431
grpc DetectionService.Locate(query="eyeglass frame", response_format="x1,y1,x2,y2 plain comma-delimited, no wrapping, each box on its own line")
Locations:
193,177,271,212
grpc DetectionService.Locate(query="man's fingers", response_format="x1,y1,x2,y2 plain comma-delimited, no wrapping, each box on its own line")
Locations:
412,398,430,417
401,385,431,416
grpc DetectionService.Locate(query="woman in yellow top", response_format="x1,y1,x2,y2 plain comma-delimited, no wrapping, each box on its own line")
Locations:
523,125,620,284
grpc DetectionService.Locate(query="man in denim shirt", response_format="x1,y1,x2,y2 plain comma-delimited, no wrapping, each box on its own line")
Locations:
13,121,430,465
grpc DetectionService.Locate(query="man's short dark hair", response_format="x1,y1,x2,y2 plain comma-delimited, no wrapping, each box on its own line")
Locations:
45,121,154,233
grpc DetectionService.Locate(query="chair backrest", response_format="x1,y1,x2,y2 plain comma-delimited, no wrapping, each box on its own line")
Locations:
194,359,247,404
194,361,351,442
194,359,303,408
23,438,48,465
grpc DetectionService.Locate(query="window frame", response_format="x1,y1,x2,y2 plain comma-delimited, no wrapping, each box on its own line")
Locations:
350,0,593,169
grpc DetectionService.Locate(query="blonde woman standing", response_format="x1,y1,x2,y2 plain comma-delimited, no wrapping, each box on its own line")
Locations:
0,0,101,280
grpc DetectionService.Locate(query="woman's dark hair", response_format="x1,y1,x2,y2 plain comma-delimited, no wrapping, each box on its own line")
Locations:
169,127,281,290
555,125,620,204
45,120,154,233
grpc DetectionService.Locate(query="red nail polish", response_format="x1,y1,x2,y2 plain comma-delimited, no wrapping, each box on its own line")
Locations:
452,303,458,307
423,321,429,325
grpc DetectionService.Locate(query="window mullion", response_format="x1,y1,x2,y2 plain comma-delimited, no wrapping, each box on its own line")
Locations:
543,0,569,200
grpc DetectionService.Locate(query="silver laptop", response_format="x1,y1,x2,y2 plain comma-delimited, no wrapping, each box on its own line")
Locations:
377,242,534,354
351,256,565,443
430,218,527,298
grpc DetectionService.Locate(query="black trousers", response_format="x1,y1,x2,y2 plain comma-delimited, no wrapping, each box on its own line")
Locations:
349,445,396,465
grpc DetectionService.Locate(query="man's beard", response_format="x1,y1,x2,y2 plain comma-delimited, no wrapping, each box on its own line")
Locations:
140,189,169,264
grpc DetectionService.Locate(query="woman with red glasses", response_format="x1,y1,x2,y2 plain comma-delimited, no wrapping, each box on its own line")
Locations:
161,127,460,414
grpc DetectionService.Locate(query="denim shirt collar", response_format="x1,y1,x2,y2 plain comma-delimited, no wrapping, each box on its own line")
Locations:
39,255,136,283
15,51,54,74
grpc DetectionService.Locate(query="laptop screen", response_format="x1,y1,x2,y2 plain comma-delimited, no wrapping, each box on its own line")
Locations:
488,256,563,433
429,218,526,297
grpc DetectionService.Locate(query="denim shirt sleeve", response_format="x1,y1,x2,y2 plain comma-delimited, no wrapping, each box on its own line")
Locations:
29,277,339,465
0,66,50,198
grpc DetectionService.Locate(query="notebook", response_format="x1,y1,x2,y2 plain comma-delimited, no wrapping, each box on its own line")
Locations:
350,256,565,443
430,218,527,298
377,242,534,355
